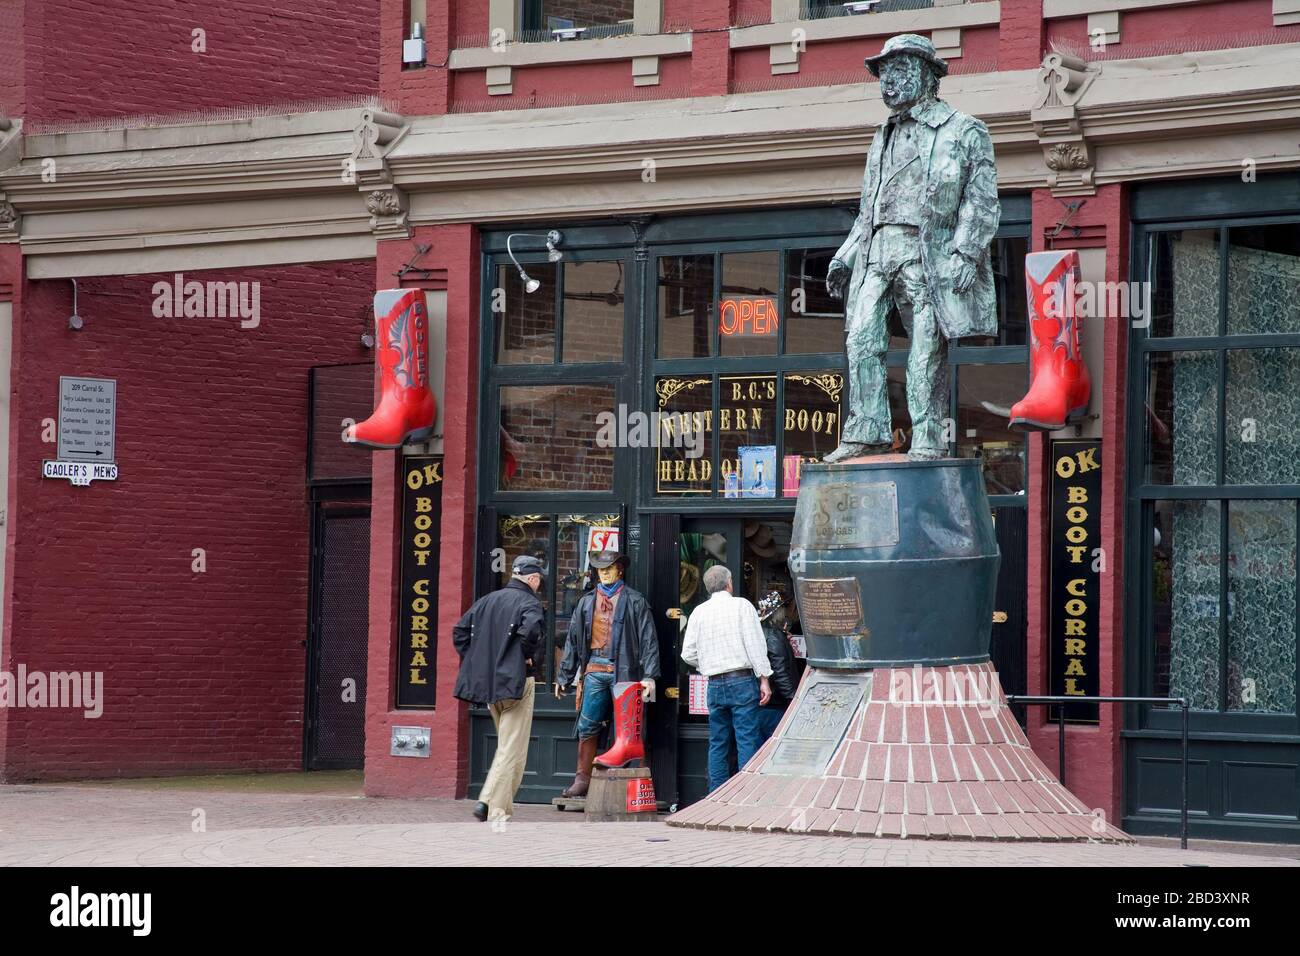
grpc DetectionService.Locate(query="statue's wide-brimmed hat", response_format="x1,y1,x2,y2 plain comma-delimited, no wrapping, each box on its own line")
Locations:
864,33,948,78
589,549,629,571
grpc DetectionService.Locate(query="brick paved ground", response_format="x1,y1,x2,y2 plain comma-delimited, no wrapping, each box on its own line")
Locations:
0,775,1296,867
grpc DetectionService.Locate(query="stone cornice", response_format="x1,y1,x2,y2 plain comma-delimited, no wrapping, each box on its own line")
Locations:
2,41,1299,272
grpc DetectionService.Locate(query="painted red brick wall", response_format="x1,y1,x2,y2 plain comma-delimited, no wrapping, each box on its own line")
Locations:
0,260,375,780
1026,186,1129,827
11,0,380,126
365,225,479,798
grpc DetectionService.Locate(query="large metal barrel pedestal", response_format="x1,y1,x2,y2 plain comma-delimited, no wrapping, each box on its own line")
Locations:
665,453,1133,842
790,456,999,669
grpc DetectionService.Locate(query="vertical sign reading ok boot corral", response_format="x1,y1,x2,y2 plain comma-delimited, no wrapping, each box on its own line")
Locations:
398,456,443,708
1049,440,1101,723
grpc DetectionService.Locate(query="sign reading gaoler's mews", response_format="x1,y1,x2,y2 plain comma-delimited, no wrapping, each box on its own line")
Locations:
397,456,443,709
1049,440,1101,723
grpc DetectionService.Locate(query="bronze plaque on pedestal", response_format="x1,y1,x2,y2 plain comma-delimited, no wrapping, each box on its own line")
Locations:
796,577,865,635
763,675,869,775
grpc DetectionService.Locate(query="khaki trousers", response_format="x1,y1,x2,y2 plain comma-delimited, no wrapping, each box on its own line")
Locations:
478,677,536,822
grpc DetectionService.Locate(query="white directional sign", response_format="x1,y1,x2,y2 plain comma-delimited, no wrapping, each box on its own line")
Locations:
57,376,116,463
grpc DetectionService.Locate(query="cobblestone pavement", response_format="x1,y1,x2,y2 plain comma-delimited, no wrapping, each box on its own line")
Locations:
0,779,1296,867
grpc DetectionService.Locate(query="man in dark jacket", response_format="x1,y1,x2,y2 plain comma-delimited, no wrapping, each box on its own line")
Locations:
756,590,800,742
453,554,546,823
554,550,660,798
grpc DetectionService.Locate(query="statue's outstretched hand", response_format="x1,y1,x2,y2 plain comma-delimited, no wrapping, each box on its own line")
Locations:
826,258,851,301
950,253,977,295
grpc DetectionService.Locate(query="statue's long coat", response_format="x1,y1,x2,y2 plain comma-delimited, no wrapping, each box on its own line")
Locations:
833,98,1001,340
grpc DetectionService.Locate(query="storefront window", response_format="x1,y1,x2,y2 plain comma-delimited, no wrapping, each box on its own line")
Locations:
718,375,777,495
496,263,557,365
1144,350,1218,485
654,376,712,494
1225,348,1300,485
1226,224,1300,335
561,259,625,363
782,372,843,494
785,248,845,354
719,251,779,357
1149,229,1221,338
1226,499,1297,714
658,255,713,358
956,363,1028,495
1151,498,1221,710
1138,213,1300,720
499,383,616,491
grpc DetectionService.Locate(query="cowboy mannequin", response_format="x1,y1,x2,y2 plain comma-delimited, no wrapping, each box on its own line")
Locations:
824,33,1000,463
555,550,660,798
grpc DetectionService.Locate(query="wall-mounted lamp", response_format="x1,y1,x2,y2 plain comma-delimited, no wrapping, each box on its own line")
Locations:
68,278,83,330
506,230,565,294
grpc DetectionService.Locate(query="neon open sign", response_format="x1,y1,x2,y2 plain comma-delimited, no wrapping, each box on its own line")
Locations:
718,297,779,337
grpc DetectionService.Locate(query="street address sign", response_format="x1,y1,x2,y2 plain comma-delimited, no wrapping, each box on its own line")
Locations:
57,376,116,463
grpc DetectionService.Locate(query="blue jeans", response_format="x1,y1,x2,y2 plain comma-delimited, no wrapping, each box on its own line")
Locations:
706,675,763,793
576,668,615,739
756,701,788,743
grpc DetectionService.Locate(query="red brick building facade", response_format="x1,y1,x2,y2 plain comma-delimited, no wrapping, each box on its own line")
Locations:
2,0,1298,842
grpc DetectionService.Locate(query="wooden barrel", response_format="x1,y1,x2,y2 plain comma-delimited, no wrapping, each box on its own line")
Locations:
584,767,658,822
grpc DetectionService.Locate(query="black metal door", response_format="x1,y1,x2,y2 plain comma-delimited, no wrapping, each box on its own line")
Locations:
990,506,1029,717
305,499,371,770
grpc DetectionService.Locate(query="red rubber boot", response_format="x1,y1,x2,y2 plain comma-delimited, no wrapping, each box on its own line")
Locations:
345,289,437,449
594,682,646,769
1009,250,1091,432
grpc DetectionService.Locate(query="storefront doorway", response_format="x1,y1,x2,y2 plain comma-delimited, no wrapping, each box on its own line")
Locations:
473,204,1032,807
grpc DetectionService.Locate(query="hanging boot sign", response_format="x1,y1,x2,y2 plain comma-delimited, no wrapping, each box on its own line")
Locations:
1009,250,1092,431
344,289,437,449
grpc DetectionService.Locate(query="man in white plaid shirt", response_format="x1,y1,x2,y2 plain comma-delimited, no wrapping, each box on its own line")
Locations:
681,565,773,792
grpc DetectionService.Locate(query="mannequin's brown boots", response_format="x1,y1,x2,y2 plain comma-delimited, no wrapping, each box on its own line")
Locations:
562,736,599,798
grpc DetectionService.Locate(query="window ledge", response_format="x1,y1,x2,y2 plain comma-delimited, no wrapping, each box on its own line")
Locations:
731,0,999,49
449,32,692,71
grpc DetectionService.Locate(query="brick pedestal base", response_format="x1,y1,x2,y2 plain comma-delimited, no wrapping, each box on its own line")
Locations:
666,662,1131,842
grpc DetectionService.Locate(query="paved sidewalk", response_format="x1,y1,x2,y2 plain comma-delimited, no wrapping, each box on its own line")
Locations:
0,779,1295,867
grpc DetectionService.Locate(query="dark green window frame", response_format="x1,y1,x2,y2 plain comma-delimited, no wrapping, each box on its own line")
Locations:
1126,175,1300,739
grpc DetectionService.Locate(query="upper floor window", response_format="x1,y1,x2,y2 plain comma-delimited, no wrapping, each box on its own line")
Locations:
520,0,636,41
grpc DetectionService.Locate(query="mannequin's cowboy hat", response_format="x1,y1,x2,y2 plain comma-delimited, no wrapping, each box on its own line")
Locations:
864,33,949,78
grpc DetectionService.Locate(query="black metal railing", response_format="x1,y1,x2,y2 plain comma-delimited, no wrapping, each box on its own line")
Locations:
1004,694,1190,849
800,0,937,20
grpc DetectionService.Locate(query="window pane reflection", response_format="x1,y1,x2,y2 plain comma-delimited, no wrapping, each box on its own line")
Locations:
785,248,845,353
562,260,625,363
496,263,557,364
956,363,1027,495
499,384,616,491
658,255,713,358
720,251,779,357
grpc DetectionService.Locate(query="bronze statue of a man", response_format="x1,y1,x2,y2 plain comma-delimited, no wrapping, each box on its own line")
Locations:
824,34,1000,462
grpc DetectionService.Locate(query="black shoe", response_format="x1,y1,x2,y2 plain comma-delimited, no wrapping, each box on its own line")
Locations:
473,801,489,822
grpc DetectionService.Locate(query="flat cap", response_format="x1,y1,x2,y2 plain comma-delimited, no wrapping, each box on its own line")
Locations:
512,555,547,577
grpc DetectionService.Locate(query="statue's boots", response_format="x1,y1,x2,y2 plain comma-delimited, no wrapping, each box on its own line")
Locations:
1010,251,1091,431
594,683,646,769
344,289,437,448
823,440,890,464
562,736,599,798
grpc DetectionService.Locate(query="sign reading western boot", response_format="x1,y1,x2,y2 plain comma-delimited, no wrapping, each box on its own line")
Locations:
345,289,437,449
